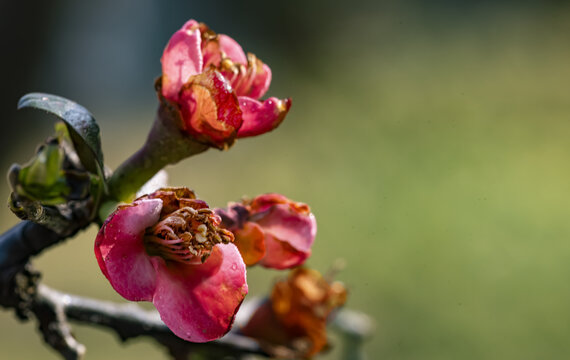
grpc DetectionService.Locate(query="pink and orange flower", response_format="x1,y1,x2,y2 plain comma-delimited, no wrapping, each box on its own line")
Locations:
216,193,316,269
160,20,291,149
95,188,248,342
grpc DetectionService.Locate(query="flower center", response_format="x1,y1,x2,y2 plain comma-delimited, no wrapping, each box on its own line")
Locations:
217,53,264,97
144,201,234,264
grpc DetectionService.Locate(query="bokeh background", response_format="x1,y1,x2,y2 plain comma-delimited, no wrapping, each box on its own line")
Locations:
2,0,570,359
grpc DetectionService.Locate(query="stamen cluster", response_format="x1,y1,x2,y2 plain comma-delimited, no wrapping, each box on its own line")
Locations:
192,21,268,99
142,188,234,264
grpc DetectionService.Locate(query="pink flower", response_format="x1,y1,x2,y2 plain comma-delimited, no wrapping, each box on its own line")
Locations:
94,188,248,342
216,193,316,269
160,20,292,149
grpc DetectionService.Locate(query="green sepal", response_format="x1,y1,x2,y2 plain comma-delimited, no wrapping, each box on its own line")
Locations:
17,140,70,205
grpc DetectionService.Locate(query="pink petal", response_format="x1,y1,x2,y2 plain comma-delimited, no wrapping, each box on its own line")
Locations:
161,28,203,101
250,193,292,213
246,63,272,99
218,34,247,65
179,69,243,148
181,19,199,31
94,199,163,301
151,244,248,342
234,222,266,266
256,204,316,254
259,233,311,270
237,96,292,138
231,58,272,99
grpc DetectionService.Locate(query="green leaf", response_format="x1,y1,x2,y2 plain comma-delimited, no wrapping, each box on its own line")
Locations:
18,93,105,181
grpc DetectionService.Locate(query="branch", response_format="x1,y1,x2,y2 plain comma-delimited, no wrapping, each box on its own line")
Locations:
35,285,374,360
0,221,62,270
35,284,267,360
0,221,63,312
32,284,86,359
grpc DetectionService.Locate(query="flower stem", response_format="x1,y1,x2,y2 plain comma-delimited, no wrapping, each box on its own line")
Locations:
107,104,208,203
106,143,165,202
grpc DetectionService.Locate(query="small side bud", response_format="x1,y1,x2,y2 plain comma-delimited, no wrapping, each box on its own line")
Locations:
8,122,99,236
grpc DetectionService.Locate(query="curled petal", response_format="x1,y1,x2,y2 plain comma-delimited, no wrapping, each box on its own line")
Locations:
151,244,248,342
219,34,247,65
247,63,272,99
202,41,222,69
161,28,203,101
202,34,247,70
231,55,272,99
234,222,266,266
181,19,200,31
250,193,309,214
256,204,316,255
94,199,163,301
237,97,291,138
259,234,311,270
179,70,243,148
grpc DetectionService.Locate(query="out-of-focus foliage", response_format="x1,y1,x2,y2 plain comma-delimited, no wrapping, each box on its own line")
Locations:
1,1,570,359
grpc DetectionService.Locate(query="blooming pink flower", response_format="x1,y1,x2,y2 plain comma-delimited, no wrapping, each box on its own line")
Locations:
216,193,316,269
160,20,292,149
95,188,248,342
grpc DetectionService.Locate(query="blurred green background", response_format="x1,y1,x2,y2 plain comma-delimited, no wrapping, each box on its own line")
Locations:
2,0,570,359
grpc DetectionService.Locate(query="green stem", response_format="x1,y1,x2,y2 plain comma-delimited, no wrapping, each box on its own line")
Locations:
106,104,208,203
106,143,166,202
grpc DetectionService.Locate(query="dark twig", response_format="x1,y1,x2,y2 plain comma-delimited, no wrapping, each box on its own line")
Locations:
33,285,86,360
0,221,63,270
0,221,64,313
36,284,267,359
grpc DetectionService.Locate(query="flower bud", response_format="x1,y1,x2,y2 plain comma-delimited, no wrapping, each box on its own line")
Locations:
160,19,291,149
9,122,97,236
